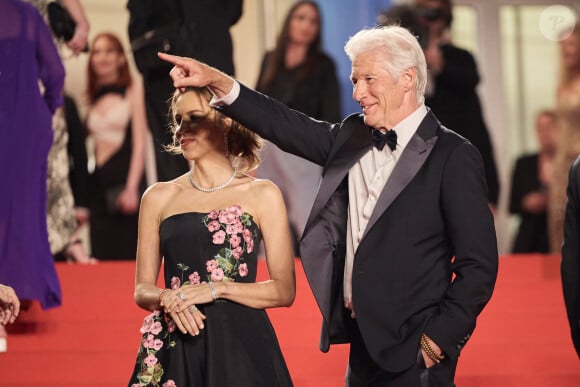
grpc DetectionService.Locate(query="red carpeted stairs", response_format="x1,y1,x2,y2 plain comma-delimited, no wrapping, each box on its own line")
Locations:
0,256,578,386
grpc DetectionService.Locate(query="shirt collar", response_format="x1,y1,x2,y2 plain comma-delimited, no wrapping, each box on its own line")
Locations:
391,104,428,153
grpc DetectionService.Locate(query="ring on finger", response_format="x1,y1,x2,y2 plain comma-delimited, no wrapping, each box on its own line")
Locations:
189,305,198,313
178,292,186,301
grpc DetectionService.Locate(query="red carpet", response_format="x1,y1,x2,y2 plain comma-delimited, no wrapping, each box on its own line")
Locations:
0,255,578,386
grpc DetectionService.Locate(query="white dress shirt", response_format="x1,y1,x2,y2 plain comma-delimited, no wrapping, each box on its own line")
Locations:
343,105,428,310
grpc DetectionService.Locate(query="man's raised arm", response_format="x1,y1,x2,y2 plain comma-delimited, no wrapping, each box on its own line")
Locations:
158,52,235,98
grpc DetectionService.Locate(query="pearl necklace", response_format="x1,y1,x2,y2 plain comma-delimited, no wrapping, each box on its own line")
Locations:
188,167,238,193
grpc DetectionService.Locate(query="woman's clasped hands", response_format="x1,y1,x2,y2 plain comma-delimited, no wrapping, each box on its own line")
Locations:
158,283,216,336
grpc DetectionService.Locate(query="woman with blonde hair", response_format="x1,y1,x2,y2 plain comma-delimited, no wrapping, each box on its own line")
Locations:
127,87,295,386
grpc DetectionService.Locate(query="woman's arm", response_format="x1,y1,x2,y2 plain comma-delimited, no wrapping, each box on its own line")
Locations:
135,183,207,335
133,184,164,312
34,8,65,113
117,81,147,214
217,180,296,308
59,0,89,55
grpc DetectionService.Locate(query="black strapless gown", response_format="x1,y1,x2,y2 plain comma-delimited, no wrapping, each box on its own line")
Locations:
128,206,293,386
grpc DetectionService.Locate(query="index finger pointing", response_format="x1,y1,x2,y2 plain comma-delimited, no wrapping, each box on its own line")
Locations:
157,52,186,66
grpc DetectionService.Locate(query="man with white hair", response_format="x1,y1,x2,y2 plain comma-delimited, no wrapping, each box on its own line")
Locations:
159,25,498,387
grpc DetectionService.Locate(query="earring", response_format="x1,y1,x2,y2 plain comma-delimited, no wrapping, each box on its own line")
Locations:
224,131,230,158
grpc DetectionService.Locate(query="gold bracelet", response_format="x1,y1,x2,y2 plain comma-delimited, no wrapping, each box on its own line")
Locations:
208,281,218,301
420,333,445,363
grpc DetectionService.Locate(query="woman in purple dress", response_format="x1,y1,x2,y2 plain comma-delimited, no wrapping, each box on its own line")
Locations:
0,0,65,347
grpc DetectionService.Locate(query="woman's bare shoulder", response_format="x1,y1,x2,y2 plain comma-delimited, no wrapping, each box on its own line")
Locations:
244,175,280,193
244,177,285,207
142,178,187,205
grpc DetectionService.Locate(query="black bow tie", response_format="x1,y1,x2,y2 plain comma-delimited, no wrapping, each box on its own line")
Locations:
371,129,397,151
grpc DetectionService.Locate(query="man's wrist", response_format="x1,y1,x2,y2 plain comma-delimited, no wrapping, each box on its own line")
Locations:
209,80,240,107
420,333,445,363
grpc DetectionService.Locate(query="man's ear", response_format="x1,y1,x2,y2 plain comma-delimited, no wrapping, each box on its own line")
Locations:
402,67,415,92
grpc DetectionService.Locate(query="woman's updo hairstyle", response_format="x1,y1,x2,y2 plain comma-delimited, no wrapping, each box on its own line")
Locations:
167,87,262,173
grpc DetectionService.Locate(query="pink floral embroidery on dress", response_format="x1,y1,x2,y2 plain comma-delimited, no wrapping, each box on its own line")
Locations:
202,205,255,282
133,310,177,386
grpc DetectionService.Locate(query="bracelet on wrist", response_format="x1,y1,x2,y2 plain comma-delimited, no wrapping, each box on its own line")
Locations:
158,288,170,303
420,333,445,363
208,281,218,301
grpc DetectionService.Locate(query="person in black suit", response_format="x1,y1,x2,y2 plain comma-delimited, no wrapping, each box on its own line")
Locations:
159,24,498,386
63,95,90,212
414,0,500,210
127,0,243,182
509,110,558,253
562,155,580,358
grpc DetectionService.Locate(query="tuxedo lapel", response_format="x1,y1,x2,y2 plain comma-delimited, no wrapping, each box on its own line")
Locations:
361,112,439,242
303,120,372,235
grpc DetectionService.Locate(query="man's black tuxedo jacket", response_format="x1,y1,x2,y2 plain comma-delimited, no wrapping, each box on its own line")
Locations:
562,155,580,358
220,84,498,372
